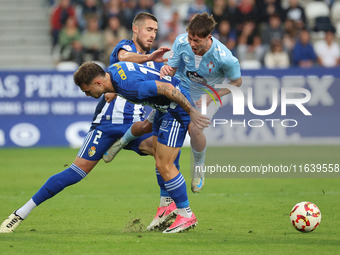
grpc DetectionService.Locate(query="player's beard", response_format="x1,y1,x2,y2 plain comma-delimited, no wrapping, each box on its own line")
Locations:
136,36,152,52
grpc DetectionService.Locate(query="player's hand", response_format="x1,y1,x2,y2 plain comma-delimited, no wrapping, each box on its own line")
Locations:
160,65,173,79
195,95,213,109
148,47,171,63
105,93,117,103
190,107,211,129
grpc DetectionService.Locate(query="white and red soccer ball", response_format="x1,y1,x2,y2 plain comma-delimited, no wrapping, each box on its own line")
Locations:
290,202,321,232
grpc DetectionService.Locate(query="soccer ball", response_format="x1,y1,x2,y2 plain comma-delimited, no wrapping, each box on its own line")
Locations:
290,202,321,232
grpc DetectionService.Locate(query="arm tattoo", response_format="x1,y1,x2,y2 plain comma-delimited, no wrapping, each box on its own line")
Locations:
157,82,191,114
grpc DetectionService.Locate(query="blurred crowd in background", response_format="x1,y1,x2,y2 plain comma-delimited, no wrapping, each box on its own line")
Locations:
49,0,340,69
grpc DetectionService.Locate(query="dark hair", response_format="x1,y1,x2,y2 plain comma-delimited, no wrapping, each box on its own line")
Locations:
270,39,282,52
270,13,281,20
74,61,105,87
186,12,217,38
299,28,310,35
132,12,158,27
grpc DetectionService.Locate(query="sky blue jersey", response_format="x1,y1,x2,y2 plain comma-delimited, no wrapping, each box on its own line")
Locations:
167,33,241,101
107,62,188,113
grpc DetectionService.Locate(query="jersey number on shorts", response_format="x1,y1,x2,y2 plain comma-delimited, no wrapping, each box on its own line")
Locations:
93,130,102,145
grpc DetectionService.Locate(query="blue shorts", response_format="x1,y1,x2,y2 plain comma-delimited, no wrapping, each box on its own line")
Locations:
77,124,152,161
152,105,190,148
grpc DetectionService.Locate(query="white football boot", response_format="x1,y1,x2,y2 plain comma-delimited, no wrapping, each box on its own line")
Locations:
0,210,24,233
191,163,205,193
102,138,128,163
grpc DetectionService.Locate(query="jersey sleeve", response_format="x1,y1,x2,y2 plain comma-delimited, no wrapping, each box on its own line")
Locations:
167,34,186,68
154,62,164,70
109,40,133,65
222,55,241,81
137,80,159,100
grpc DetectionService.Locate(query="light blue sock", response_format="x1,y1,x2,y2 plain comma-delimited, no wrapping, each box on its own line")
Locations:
192,147,206,165
121,126,140,144
32,164,87,206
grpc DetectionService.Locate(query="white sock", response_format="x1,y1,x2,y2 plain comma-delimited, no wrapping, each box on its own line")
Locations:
160,196,173,207
192,147,206,165
177,206,193,218
16,198,37,219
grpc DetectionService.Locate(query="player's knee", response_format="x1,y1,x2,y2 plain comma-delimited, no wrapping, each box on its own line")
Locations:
155,158,172,173
141,120,153,134
155,160,174,181
73,157,96,174
189,123,203,137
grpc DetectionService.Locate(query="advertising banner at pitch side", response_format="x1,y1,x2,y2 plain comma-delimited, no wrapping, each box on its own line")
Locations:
201,68,340,146
0,71,98,147
0,68,339,147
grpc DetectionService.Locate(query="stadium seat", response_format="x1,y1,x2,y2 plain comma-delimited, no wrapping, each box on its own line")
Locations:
305,1,330,20
331,1,340,24
336,21,340,38
178,2,190,22
56,61,79,71
240,60,262,69
310,31,326,43
305,1,330,28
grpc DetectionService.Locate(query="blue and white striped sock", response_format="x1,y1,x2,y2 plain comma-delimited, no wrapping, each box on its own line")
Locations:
164,173,192,217
156,150,181,207
32,164,87,206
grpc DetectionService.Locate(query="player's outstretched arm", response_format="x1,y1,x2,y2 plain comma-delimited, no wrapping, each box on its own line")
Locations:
118,50,151,64
155,81,210,129
118,47,170,64
195,77,243,108
220,77,242,96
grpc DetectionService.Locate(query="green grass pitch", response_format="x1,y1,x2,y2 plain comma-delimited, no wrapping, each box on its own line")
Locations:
0,145,339,254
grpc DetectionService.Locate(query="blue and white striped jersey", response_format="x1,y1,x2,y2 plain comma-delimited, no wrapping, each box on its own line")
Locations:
91,40,163,129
